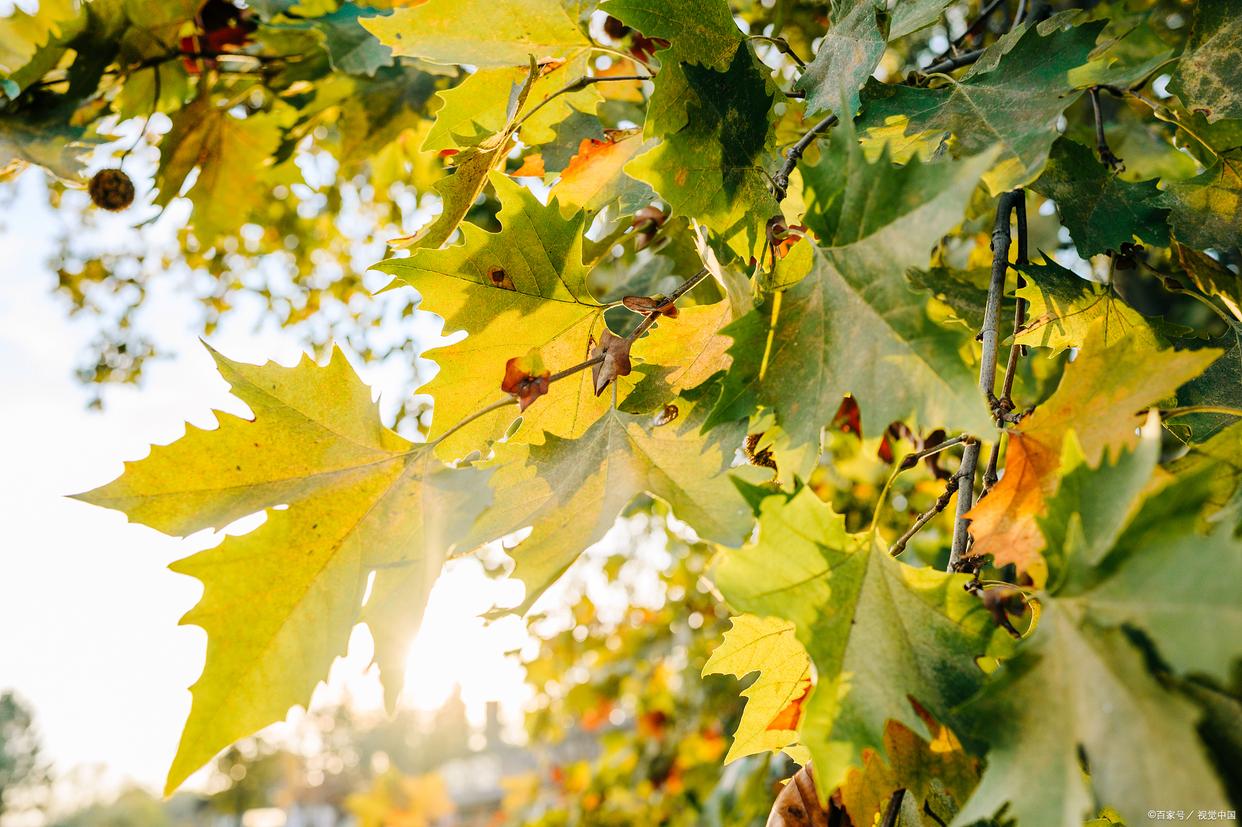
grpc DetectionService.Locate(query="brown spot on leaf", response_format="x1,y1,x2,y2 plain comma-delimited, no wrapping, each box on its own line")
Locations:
488,266,515,290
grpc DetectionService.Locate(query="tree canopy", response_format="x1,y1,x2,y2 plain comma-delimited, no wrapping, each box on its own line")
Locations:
4,0,1242,823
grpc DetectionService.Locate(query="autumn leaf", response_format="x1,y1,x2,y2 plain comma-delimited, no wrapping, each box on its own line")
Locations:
702,614,811,764
711,488,997,793
966,320,1220,575
375,172,614,458
154,96,282,242
361,0,590,68
468,398,760,615
73,346,491,792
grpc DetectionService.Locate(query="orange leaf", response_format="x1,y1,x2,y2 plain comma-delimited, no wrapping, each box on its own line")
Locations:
765,681,810,732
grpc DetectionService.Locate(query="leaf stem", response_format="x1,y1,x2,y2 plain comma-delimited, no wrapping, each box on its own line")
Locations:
1089,86,1124,171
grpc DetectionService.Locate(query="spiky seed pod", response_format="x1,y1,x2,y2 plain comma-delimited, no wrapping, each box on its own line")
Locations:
88,168,135,212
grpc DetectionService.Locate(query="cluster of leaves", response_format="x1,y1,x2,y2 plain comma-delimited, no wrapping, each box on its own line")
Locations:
8,0,1242,823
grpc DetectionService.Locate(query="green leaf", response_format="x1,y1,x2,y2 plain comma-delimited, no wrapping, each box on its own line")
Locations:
794,0,887,118
1014,255,1148,355
1031,137,1169,257
422,54,601,152
1161,150,1242,253
0,0,76,76
361,0,590,68
305,3,394,77
1168,0,1242,123
711,488,995,792
602,0,743,71
1172,317,1242,444
706,130,995,456
73,346,491,794
888,0,952,40
0,95,100,181
625,45,780,260
955,609,1227,827
375,173,612,458
960,431,1236,827
155,97,283,243
859,20,1105,193
396,63,537,250
469,400,757,614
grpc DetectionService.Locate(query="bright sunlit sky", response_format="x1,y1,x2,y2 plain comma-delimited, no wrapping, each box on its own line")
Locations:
0,165,540,795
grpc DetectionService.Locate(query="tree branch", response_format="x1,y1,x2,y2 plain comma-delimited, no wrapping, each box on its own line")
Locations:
950,190,1024,571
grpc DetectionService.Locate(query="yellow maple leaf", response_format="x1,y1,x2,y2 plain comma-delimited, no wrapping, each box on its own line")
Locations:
703,614,811,763
74,345,491,793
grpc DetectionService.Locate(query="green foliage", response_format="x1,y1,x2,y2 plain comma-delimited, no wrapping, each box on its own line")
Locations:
7,0,1242,823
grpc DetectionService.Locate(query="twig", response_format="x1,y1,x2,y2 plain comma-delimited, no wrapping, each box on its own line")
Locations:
772,113,838,202
870,435,968,546
624,266,710,343
880,789,906,827
512,73,650,131
898,434,966,469
889,474,960,557
922,47,985,76
1089,86,1124,171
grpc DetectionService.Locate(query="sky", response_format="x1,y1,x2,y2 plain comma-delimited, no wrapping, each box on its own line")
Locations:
0,168,536,797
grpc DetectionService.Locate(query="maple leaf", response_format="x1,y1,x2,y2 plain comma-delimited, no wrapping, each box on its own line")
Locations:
73,346,491,792
958,431,1236,827
422,54,602,152
859,20,1105,193
702,614,811,764
706,129,996,459
375,172,616,458
1014,255,1148,354
360,0,590,68
466,399,759,615
966,320,1219,575
155,96,282,243
625,45,781,260
1168,0,1242,123
1161,149,1242,253
0,0,76,76
711,488,997,793
395,63,538,250
1031,137,1169,257
630,300,734,396
548,129,654,216
838,717,978,827
794,0,888,119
